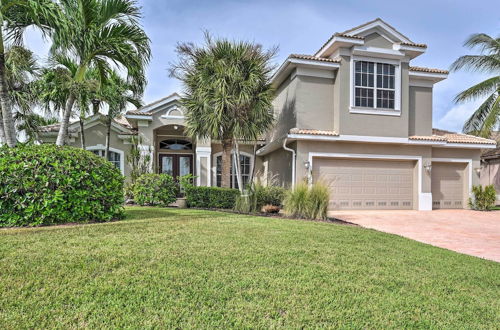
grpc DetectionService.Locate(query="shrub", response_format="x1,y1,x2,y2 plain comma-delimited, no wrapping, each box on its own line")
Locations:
185,186,239,209
234,183,286,213
284,182,330,220
469,185,496,211
0,145,124,227
133,174,178,206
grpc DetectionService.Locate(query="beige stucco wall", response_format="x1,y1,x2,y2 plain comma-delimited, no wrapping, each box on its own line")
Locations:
364,32,393,49
409,86,433,136
261,144,294,187
269,75,298,141
68,122,132,178
295,75,335,131
481,158,500,202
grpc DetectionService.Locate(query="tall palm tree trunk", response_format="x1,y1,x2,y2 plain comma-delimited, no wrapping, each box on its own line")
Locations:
221,138,232,188
0,109,5,145
56,94,76,146
104,116,112,161
79,116,86,149
0,31,16,147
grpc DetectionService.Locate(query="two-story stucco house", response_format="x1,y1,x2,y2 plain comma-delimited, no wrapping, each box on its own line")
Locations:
39,18,497,211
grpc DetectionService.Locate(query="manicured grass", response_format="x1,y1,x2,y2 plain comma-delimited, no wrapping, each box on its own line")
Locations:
1,207,499,328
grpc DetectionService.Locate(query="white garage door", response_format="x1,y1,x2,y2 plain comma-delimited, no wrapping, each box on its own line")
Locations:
431,162,466,209
312,158,415,210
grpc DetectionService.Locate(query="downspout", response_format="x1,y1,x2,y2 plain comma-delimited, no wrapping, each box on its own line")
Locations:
282,138,296,189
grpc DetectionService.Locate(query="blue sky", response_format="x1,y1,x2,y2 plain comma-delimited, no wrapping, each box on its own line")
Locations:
25,0,499,132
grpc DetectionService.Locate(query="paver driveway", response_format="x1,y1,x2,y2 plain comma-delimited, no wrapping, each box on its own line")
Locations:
330,210,500,262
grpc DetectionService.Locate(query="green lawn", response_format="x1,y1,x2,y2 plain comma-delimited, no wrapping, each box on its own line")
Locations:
1,207,499,328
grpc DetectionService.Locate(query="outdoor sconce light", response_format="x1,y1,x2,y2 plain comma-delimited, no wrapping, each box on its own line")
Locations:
173,125,179,130
304,161,311,170
474,167,482,177
424,163,432,174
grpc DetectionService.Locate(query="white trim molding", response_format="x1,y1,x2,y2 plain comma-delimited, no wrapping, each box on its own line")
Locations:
86,145,125,175
307,152,432,210
195,146,212,187
211,150,254,189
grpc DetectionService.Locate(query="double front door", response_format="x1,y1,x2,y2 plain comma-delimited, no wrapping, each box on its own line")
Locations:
159,154,193,179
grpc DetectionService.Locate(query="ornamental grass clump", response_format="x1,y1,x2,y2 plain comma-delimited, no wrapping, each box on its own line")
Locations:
0,145,124,227
469,185,496,211
284,182,330,220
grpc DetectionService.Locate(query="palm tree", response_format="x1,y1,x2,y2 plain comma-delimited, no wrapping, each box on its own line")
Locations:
0,0,62,147
451,33,500,138
97,70,141,160
170,34,276,189
52,0,150,146
16,113,58,143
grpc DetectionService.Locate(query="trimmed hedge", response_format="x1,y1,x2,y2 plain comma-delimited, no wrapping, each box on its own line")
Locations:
133,174,178,206
185,186,239,209
0,145,124,227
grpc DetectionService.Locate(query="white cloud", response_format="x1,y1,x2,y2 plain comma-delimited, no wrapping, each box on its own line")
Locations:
435,99,483,132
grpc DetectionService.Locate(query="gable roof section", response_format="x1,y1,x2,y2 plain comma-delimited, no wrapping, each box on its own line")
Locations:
339,18,413,43
126,92,181,117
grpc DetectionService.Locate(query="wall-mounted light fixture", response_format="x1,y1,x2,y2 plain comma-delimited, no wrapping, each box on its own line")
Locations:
304,161,311,170
424,163,432,174
474,167,482,177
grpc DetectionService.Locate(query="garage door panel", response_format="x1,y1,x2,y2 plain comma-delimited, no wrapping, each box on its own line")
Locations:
313,158,415,210
431,163,466,209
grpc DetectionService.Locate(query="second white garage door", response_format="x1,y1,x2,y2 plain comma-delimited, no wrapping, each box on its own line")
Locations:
312,158,415,210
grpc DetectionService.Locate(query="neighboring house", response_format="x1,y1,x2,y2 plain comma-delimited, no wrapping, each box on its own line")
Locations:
39,18,497,211
480,132,500,203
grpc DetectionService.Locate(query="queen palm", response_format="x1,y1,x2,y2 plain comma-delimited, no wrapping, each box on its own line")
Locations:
52,0,150,146
451,33,500,138
0,0,62,147
170,35,276,189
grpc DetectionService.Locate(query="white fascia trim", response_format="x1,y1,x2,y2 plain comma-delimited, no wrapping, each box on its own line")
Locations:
286,133,495,149
432,158,473,194
125,115,153,120
308,152,426,210
349,21,413,44
314,36,364,57
352,46,406,59
139,95,181,114
86,145,125,175
288,58,340,69
349,108,401,117
409,79,435,88
393,44,426,53
435,143,497,149
408,71,448,80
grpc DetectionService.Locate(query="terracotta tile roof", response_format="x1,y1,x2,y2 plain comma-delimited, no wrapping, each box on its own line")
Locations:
410,129,497,145
126,92,181,116
409,66,448,74
126,110,153,116
289,128,339,136
289,54,341,63
316,33,365,55
38,123,77,133
114,116,133,129
400,42,427,48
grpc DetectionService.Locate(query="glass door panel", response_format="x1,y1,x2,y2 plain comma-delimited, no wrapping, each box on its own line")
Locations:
179,156,192,177
161,155,174,176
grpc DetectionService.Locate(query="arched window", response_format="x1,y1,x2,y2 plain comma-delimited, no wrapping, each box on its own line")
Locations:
159,139,192,150
216,154,251,189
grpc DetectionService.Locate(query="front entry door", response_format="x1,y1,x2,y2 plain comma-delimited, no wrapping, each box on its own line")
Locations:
159,154,193,179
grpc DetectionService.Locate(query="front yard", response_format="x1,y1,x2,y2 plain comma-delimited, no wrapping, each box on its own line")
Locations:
1,207,499,328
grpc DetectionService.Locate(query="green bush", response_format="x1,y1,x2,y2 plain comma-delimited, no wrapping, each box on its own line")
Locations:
234,183,286,213
185,186,239,209
133,174,178,206
0,145,124,227
284,182,330,220
469,185,496,211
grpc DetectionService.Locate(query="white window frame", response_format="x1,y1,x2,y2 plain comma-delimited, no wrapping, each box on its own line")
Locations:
350,56,401,116
212,151,254,188
87,144,125,175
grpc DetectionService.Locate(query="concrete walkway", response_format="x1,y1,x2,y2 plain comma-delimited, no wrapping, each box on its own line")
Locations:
330,210,500,262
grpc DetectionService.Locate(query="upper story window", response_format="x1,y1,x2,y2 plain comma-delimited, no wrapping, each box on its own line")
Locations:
91,149,121,169
354,61,396,110
351,59,400,116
